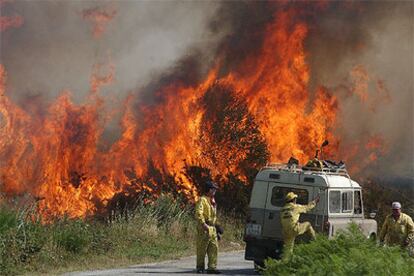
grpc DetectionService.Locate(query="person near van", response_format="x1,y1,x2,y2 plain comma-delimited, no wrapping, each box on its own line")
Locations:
379,202,414,248
195,181,221,274
280,192,320,260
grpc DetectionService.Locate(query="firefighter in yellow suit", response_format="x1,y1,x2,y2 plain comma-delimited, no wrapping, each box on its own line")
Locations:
379,202,414,249
280,192,319,260
195,181,221,274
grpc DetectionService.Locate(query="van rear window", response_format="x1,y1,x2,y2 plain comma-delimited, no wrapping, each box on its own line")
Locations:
270,187,308,207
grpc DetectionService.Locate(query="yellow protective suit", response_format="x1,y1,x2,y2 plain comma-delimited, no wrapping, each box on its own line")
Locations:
379,213,414,247
195,195,218,271
280,200,316,260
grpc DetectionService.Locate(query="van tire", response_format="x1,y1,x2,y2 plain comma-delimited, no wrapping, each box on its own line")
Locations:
369,233,376,241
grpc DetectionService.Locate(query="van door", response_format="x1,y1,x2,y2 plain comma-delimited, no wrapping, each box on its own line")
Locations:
247,180,269,236
311,187,327,232
262,182,312,239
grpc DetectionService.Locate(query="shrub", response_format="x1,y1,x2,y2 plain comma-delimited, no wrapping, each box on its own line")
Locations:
151,193,192,225
53,219,92,253
0,206,46,275
264,225,414,275
0,207,18,235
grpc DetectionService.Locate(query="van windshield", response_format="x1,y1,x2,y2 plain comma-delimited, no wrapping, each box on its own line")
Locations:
271,186,308,207
354,190,362,214
329,191,341,213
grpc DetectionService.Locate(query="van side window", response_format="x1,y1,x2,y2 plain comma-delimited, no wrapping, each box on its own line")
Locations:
342,191,353,213
270,187,308,207
329,191,341,213
354,190,362,214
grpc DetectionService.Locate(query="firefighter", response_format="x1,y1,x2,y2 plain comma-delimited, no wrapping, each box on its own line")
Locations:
280,192,319,260
195,181,221,274
379,202,414,249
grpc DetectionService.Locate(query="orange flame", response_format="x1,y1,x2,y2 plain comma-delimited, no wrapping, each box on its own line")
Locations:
350,65,370,102
349,65,391,111
222,9,338,164
0,0,23,32
343,134,388,174
82,5,117,39
90,61,115,94
0,5,390,220
0,15,23,31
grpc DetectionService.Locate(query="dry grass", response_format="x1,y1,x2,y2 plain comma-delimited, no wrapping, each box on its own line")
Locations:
0,194,244,275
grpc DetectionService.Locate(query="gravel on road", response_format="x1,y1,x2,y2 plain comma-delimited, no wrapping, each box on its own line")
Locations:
65,251,257,276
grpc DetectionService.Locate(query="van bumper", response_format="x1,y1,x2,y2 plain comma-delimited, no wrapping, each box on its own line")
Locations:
244,237,283,262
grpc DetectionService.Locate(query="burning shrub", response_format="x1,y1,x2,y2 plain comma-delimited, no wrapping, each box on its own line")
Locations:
216,172,251,215
199,83,270,177
198,83,270,213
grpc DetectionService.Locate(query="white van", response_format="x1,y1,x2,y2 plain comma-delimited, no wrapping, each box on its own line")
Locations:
244,162,377,267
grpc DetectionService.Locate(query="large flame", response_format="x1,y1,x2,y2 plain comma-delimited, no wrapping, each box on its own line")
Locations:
0,4,388,220
221,9,339,163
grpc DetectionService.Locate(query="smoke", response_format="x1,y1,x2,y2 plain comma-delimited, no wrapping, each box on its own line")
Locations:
0,1,226,103
306,2,414,179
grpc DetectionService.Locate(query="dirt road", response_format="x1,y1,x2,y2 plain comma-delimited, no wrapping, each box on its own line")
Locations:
66,251,256,275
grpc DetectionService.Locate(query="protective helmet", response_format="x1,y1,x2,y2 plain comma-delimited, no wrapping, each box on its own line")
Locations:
392,202,401,209
285,192,298,201
205,181,218,191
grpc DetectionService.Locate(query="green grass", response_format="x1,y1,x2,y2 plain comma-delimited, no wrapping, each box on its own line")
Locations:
263,224,414,276
0,195,244,275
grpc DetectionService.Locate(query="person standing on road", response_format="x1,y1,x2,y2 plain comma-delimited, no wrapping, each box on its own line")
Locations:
195,181,221,274
379,202,414,250
280,192,320,260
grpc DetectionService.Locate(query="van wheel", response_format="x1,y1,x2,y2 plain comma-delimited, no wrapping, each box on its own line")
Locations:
369,233,376,241
254,261,264,272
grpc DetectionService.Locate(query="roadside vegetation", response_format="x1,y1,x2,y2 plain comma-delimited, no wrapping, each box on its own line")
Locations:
0,194,244,275
1,178,412,275
263,224,414,276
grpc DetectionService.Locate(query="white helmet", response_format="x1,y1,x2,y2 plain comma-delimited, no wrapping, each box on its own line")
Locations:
391,202,401,209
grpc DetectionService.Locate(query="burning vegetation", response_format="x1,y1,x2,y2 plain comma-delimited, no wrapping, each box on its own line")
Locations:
0,1,411,221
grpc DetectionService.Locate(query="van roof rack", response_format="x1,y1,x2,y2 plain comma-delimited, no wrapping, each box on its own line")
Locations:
261,163,351,178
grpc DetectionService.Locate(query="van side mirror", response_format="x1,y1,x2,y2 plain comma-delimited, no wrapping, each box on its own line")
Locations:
369,212,376,219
